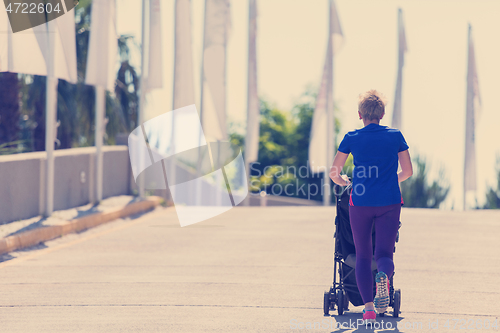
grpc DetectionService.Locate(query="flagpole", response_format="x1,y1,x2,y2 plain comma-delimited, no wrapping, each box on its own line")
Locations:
196,0,209,206
172,0,197,204
220,0,229,206
171,0,181,202
45,77,57,216
138,0,148,198
392,8,405,130
244,0,251,206
45,19,57,216
323,0,333,207
86,0,117,204
244,0,254,206
95,86,105,202
324,88,332,206
219,0,229,206
463,25,470,210
325,81,334,207
464,23,472,211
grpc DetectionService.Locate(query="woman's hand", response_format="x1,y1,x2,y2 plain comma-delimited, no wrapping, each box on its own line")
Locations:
330,152,350,186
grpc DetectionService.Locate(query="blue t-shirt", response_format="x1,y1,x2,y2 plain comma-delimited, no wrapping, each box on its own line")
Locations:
338,123,409,207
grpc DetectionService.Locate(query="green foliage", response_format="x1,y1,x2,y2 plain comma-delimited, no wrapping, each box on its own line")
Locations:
483,157,500,209
244,88,343,202
5,3,137,154
250,165,298,193
0,72,21,149
0,140,26,155
248,100,303,196
24,75,46,151
290,87,314,167
71,2,95,147
257,100,297,167
400,154,450,208
343,154,354,178
115,37,140,132
228,128,244,157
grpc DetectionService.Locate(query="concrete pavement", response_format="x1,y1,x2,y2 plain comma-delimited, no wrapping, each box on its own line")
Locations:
0,206,499,332
0,196,161,255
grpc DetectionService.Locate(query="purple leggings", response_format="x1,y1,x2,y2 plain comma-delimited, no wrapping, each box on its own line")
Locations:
349,203,401,304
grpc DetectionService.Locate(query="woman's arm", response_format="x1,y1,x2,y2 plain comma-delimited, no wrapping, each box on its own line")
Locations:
329,151,350,186
398,150,413,182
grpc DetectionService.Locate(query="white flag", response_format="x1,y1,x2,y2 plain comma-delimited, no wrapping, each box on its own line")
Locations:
391,8,407,130
147,0,163,90
85,0,118,91
0,4,77,83
308,0,343,174
464,25,481,194
173,0,196,109
200,0,231,141
50,9,77,83
0,7,46,76
245,0,259,163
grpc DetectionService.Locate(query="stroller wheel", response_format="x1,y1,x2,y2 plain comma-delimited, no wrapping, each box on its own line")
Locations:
343,290,349,311
336,289,344,315
393,289,401,317
323,291,330,315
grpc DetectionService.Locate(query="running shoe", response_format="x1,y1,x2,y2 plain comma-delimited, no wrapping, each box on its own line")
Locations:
362,308,376,324
374,271,390,314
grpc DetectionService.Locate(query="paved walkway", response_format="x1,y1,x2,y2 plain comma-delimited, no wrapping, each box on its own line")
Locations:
0,206,498,332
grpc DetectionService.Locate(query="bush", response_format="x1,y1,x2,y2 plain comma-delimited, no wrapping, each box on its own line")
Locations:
400,154,449,208
483,157,500,209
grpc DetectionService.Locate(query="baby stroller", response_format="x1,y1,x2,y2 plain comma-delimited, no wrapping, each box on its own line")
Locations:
323,183,402,317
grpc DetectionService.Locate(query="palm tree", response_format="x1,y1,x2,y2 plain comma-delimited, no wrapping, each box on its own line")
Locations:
115,35,140,132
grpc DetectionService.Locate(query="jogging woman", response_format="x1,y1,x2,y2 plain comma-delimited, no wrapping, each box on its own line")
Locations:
329,90,413,323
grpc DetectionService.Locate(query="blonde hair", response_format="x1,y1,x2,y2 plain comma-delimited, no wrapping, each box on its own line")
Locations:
358,90,387,121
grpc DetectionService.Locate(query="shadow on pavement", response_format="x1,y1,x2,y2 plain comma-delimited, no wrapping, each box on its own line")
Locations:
0,242,48,263
5,217,47,237
73,204,100,219
0,198,154,263
0,253,16,263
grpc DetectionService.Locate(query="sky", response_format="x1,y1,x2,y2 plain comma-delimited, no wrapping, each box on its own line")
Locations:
116,0,500,210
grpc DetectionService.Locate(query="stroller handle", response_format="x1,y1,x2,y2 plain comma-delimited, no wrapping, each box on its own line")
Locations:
338,181,352,197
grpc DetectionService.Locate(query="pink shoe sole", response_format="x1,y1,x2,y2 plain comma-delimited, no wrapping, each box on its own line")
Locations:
363,309,376,323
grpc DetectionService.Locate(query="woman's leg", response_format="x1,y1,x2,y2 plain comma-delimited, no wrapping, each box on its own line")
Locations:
373,204,401,278
349,205,375,304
